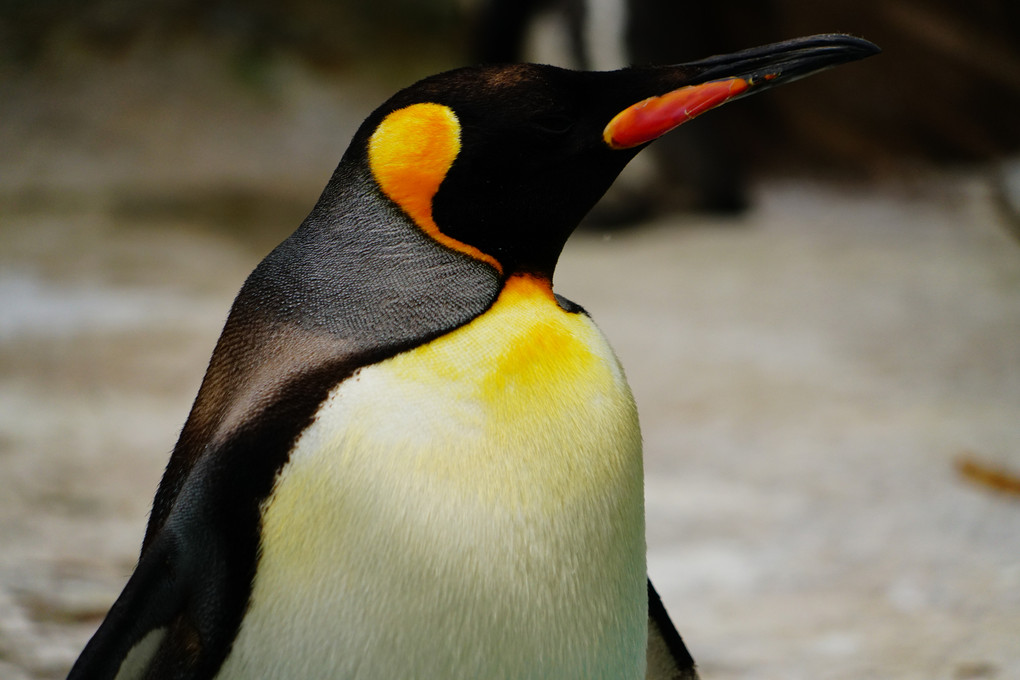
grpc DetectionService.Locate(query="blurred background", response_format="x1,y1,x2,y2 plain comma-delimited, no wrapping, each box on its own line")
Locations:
1,2,1019,678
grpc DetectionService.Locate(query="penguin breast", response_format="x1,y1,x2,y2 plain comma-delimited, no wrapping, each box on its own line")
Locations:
216,275,647,680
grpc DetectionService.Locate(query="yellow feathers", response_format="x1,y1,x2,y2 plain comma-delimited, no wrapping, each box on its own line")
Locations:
223,275,648,679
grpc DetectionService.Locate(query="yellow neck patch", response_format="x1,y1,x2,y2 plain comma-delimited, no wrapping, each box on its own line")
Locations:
368,103,502,273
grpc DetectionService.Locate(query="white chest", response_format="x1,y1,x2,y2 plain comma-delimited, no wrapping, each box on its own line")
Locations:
217,279,647,679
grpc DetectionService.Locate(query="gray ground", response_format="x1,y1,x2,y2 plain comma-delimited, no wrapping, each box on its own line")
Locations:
1,48,1018,679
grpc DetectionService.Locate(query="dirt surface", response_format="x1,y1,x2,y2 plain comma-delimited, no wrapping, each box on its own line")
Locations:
1,48,1019,680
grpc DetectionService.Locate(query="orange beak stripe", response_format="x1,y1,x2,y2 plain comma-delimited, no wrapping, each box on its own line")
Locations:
603,77,750,150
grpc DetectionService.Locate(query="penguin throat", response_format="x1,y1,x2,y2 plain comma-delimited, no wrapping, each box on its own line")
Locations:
368,103,503,274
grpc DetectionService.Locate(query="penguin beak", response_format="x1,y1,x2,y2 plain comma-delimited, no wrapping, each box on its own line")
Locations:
603,34,880,150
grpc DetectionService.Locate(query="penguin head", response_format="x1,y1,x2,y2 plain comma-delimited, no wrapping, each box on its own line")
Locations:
346,34,878,278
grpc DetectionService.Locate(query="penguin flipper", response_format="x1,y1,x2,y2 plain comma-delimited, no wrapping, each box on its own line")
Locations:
66,533,186,680
646,578,699,680
67,521,235,680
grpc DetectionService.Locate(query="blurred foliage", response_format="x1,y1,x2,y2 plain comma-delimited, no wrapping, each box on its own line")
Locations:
2,0,1019,166
0,0,466,69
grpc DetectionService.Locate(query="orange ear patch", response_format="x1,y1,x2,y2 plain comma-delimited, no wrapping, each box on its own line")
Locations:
368,103,502,273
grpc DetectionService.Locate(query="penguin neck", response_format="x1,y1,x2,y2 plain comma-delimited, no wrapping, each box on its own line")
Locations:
165,158,506,505
314,157,574,313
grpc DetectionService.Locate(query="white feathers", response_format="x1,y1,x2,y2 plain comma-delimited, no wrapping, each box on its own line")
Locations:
216,281,647,679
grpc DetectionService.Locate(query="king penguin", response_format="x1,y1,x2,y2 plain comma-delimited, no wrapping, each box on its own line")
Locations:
68,34,877,680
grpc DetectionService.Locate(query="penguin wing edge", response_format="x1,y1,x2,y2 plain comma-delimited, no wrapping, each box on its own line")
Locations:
67,514,243,680
67,537,188,680
646,578,699,680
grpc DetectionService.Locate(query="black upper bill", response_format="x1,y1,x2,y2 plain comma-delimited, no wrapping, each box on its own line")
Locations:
687,33,881,90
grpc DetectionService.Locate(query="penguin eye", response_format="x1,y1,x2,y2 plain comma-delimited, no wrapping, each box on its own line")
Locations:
532,113,575,135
